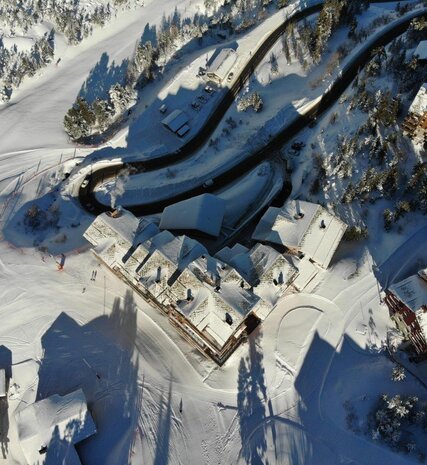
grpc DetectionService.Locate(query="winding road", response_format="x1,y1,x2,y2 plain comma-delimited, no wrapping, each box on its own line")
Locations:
77,1,426,216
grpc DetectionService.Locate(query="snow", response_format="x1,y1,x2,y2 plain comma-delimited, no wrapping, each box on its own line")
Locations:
389,272,427,313
161,109,189,133
253,200,347,268
2,1,427,465
206,48,238,83
159,193,225,237
0,369,5,397
414,40,427,60
15,389,96,465
409,82,427,115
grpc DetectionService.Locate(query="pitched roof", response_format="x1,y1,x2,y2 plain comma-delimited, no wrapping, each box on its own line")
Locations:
161,109,189,132
390,273,427,313
230,243,296,287
160,194,226,237
15,389,96,465
252,200,347,268
207,48,237,81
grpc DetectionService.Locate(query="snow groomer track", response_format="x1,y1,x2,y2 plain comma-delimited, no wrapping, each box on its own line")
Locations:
78,1,427,216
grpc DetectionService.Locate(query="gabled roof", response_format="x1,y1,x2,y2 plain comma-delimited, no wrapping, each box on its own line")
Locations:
215,243,249,264
161,109,189,133
84,208,159,247
230,243,296,287
252,200,347,268
160,194,226,238
390,273,427,313
15,389,96,465
207,48,237,81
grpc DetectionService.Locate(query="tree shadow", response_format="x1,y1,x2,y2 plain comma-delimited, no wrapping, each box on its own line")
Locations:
3,186,94,254
153,379,173,465
237,331,269,465
79,52,129,104
35,289,139,465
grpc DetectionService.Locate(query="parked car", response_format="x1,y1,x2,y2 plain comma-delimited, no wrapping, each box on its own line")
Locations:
191,100,201,111
291,141,305,151
204,85,215,94
203,179,214,188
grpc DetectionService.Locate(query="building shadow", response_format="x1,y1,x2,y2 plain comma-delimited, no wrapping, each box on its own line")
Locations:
35,290,139,465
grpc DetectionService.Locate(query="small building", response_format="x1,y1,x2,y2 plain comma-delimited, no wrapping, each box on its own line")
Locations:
206,48,237,84
385,269,427,355
159,194,226,238
414,41,427,63
15,389,96,465
161,109,190,135
0,368,5,398
252,200,347,269
402,83,427,148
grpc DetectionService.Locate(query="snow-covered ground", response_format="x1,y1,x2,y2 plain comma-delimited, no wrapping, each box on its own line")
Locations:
92,1,426,208
1,1,427,465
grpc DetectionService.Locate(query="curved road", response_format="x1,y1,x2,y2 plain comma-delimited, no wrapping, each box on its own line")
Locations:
78,2,426,216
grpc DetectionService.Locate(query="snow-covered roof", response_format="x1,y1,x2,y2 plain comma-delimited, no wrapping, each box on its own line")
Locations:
215,243,249,264
161,110,189,133
409,83,427,116
160,194,226,238
84,208,159,248
15,389,96,465
292,258,318,292
252,200,347,268
390,273,427,313
188,255,233,286
0,368,5,397
414,41,427,61
230,243,296,287
174,279,260,349
145,232,207,271
207,48,237,82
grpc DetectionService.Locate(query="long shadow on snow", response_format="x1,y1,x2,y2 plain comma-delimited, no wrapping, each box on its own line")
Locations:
35,290,139,465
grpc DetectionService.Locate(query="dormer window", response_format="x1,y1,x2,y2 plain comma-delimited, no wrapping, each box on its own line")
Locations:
225,313,233,325
320,219,326,229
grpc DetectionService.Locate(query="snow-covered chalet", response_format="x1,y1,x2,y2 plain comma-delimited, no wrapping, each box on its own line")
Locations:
385,268,427,355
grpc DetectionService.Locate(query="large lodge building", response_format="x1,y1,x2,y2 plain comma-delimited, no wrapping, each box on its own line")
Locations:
84,202,346,364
